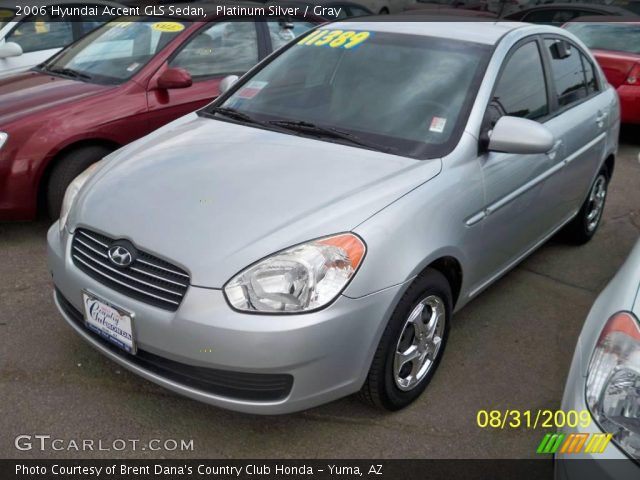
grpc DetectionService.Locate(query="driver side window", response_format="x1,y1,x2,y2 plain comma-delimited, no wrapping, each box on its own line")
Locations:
169,21,259,80
489,41,549,127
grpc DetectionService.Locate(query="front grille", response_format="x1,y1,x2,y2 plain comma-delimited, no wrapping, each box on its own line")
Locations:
71,228,190,311
55,290,294,402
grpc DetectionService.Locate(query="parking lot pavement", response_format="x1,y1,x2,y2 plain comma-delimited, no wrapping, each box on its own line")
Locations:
1,130,639,460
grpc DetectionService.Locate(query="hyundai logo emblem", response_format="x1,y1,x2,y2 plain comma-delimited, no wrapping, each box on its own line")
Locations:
108,245,133,267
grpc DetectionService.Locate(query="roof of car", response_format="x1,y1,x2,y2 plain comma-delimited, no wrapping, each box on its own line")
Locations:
327,18,530,45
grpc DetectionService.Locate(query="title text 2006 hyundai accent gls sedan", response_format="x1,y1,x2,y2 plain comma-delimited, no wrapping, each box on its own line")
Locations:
48,21,620,414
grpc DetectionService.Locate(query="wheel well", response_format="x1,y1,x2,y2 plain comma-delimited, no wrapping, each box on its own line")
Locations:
37,139,120,213
604,154,615,179
423,257,463,308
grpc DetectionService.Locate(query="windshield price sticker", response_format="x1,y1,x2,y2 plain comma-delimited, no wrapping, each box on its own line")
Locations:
298,30,372,49
151,22,185,33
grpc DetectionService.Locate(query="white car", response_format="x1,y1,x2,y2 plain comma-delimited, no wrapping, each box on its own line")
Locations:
0,0,121,76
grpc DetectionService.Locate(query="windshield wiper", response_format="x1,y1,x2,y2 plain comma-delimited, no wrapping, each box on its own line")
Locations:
267,120,391,153
205,107,275,129
44,66,92,81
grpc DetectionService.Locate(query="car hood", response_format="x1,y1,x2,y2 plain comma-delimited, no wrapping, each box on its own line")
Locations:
0,71,112,124
71,114,442,288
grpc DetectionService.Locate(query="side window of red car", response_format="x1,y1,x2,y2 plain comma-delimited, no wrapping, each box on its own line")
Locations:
7,15,74,53
169,21,259,80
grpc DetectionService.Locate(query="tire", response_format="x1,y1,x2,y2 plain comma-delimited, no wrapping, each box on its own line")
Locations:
561,167,609,245
46,145,112,220
359,269,452,411
379,7,390,14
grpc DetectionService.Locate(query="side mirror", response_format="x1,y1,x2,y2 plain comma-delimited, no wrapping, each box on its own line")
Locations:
219,75,239,95
157,68,192,90
488,116,555,155
0,42,23,59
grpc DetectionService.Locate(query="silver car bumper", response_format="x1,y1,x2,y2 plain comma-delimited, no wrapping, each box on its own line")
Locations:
47,223,404,414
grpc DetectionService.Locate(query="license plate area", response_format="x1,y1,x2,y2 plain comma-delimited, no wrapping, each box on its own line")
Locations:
82,290,137,354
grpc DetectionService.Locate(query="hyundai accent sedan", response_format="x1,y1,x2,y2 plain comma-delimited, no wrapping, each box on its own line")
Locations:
48,21,620,414
556,238,640,478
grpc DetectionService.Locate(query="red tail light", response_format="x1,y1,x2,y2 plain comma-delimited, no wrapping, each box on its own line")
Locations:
626,63,640,85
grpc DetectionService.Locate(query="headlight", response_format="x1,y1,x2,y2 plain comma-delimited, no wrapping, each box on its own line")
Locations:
59,160,104,231
224,233,366,313
586,311,640,459
0,132,7,150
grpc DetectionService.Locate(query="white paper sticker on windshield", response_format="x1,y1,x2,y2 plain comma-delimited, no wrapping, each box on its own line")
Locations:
429,116,447,133
126,62,140,72
237,81,268,99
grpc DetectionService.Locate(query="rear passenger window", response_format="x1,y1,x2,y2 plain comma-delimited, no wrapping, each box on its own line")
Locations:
545,39,589,107
490,41,549,123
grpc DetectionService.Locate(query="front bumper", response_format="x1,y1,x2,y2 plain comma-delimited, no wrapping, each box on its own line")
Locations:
47,223,404,414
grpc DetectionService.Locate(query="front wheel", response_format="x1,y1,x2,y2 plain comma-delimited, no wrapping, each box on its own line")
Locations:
359,269,452,410
561,168,609,244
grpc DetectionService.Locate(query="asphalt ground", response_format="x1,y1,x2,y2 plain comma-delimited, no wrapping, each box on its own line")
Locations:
1,127,639,460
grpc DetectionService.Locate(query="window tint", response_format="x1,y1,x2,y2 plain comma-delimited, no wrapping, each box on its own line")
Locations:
491,41,548,122
8,16,73,53
267,21,315,50
545,39,588,108
170,22,258,79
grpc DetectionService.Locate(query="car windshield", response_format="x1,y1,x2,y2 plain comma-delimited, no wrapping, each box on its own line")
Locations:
565,23,640,54
39,17,189,84
210,30,490,159
0,8,16,27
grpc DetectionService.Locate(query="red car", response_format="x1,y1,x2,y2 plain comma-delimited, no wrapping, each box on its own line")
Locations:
564,18,640,124
0,14,319,220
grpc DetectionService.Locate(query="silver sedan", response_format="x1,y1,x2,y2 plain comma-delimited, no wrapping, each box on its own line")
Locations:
48,21,619,414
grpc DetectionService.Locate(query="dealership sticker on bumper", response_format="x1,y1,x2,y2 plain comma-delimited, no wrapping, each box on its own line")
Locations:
82,292,136,354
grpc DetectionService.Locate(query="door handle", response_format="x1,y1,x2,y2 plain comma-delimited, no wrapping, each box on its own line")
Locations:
596,112,608,126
